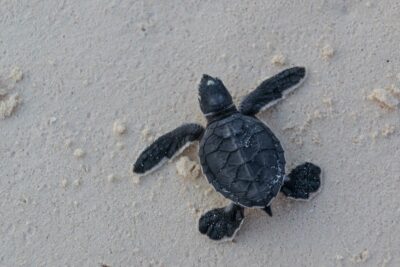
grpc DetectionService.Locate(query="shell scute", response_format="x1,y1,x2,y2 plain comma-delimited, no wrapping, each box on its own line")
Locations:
200,113,285,207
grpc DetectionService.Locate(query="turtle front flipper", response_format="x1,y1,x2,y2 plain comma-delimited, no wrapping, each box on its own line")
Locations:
133,123,204,176
199,203,245,241
281,162,321,200
239,67,307,116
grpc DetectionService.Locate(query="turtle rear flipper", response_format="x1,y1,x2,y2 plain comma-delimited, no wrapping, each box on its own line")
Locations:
199,203,245,241
281,162,321,200
239,67,307,116
133,123,204,176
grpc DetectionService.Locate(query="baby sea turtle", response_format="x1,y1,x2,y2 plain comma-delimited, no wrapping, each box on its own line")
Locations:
133,67,321,241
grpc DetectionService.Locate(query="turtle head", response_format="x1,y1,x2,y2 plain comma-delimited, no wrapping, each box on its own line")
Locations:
198,74,234,116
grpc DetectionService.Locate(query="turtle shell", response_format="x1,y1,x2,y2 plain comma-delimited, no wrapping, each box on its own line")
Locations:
199,113,285,207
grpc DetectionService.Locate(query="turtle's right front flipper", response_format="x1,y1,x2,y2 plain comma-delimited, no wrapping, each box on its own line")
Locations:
133,123,204,176
239,67,307,116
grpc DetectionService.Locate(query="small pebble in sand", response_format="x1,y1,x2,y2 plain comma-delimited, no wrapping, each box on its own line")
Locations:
381,124,395,137
132,175,140,184
64,139,73,148
107,174,117,183
313,110,322,119
73,148,85,158
61,178,68,188
370,131,378,141
9,66,23,82
321,44,335,60
48,117,57,125
47,59,56,66
335,255,344,262
368,89,399,110
113,119,127,135
73,178,81,187
176,156,201,180
388,84,400,98
81,162,90,171
322,97,333,107
311,133,321,145
351,249,369,263
0,93,20,119
116,142,124,150
335,255,344,261
271,54,286,66
82,79,90,86
141,126,154,142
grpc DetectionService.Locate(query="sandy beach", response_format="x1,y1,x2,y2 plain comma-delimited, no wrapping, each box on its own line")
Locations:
1,1,399,266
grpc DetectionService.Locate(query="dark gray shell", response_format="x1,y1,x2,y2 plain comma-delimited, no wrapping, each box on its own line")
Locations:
199,113,285,207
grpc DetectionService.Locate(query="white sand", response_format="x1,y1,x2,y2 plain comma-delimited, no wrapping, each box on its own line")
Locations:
321,44,335,60
73,148,85,158
112,119,127,136
368,88,399,110
271,54,286,66
1,1,400,266
175,156,201,180
0,93,20,119
9,66,23,83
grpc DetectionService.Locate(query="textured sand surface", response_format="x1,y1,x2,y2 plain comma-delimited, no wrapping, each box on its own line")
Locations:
1,1,400,266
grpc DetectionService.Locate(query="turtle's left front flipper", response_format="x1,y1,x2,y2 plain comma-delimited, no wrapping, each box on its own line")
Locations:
133,123,204,176
239,67,307,116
